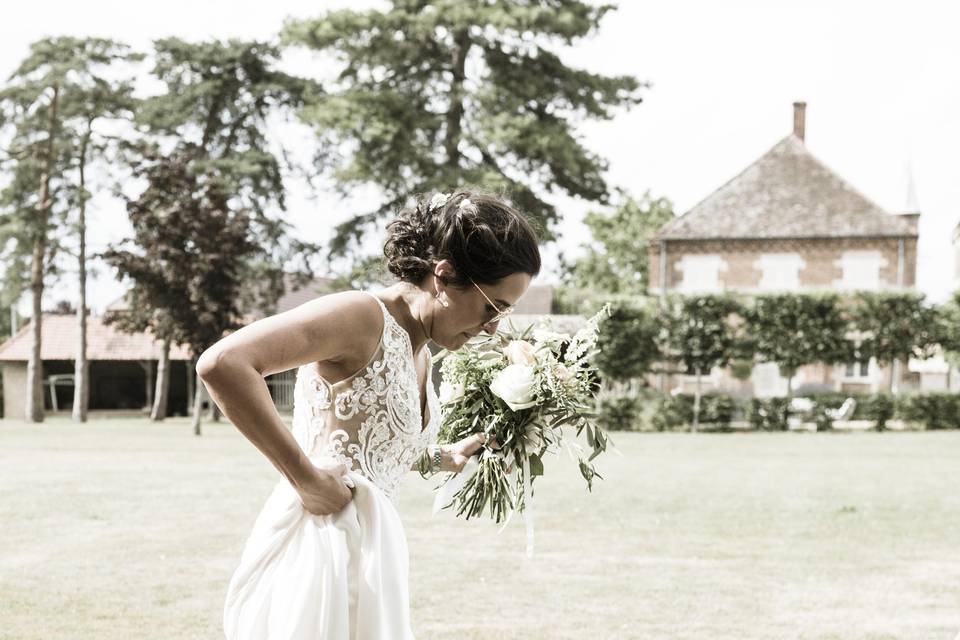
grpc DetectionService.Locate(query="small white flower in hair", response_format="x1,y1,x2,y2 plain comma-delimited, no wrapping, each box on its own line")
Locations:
458,197,478,215
429,192,451,210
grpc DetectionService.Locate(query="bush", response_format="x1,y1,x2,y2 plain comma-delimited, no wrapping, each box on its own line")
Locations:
651,393,737,431
860,393,896,430
747,397,791,431
651,395,692,431
595,393,642,431
896,393,960,430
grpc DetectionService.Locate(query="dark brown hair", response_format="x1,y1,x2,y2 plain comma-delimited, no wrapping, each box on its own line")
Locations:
383,190,541,287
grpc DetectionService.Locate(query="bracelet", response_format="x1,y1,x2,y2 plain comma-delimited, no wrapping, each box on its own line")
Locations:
432,445,442,472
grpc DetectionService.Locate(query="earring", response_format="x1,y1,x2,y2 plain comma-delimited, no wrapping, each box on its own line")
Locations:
435,292,449,308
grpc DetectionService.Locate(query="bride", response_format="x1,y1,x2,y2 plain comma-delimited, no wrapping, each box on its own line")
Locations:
197,190,541,639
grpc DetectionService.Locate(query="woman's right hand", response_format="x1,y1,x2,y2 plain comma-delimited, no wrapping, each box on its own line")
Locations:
295,461,354,516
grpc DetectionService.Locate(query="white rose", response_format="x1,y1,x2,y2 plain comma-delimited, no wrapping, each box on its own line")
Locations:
489,364,539,411
533,328,570,346
439,380,465,404
503,339,538,366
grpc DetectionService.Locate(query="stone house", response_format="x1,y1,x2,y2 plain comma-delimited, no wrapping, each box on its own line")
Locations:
648,102,925,397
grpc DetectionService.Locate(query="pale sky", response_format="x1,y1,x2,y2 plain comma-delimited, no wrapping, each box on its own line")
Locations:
2,0,958,312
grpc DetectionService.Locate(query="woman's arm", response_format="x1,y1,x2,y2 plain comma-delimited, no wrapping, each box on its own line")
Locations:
197,291,383,515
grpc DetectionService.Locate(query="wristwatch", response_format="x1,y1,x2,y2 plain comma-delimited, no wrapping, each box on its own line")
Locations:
431,445,442,472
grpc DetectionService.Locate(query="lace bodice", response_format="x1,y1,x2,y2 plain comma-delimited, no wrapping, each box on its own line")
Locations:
290,291,440,502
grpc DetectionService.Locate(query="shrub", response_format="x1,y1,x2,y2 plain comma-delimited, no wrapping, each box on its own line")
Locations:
896,393,960,430
859,393,895,430
595,393,642,432
747,397,791,431
651,393,737,431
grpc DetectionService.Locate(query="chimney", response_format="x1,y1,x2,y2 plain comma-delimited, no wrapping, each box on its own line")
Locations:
792,101,806,142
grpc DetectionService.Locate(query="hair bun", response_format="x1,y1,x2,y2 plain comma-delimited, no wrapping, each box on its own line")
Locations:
383,190,540,286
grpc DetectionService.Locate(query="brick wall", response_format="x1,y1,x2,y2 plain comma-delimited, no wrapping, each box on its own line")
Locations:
649,236,917,294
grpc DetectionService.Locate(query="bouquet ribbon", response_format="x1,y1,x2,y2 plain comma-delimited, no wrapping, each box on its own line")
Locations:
432,452,536,559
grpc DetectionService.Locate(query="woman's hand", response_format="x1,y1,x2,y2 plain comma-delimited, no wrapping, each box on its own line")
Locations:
294,460,353,516
445,433,504,473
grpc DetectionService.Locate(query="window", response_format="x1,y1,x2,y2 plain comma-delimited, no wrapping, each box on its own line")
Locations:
844,361,869,378
754,253,805,291
676,255,725,293
836,250,885,290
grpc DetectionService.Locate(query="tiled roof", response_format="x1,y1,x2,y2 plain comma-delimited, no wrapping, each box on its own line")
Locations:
0,315,192,362
655,135,916,241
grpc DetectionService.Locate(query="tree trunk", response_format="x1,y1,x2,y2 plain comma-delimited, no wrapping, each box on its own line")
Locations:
142,361,154,412
444,29,470,168
186,358,195,414
72,125,91,423
692,367,702,432
25,84,60,423
191,368,204,436
151,338,171,421
890,359,900,394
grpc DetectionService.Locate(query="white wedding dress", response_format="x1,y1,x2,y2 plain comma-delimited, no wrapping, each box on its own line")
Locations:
224,292,440,640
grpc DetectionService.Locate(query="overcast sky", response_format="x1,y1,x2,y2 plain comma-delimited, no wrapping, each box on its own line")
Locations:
2,0,958,311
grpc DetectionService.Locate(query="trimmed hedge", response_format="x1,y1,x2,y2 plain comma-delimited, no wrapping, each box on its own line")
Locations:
597,388,960,432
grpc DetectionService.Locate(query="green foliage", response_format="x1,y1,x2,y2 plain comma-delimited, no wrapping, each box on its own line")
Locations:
102,152,258,355
851,292,941,366
562,192,674,296
860,393,896,431
137,38,320,314
283,1,644,255
595,393,642,432
594,300,660,381
651,393,736,431
747,398,791,431
0,37,137,303
896,394,960,430
663,294,741,376
745,293,853,395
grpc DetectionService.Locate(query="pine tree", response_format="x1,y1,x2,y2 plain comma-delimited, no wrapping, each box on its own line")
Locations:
283,0,644,258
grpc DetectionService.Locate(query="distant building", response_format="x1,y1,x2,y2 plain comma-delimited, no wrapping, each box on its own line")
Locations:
954,221,960,293
0,315,193,419
649,102,922,396
0,277,556,418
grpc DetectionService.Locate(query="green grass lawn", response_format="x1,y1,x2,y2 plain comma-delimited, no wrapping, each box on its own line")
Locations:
1,417,958,639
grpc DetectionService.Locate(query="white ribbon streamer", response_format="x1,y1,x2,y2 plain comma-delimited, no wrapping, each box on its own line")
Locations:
431,452,536,558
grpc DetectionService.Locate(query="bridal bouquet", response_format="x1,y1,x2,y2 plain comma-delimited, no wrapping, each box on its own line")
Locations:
426,306,613,554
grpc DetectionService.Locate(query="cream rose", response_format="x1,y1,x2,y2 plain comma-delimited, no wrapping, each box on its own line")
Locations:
552,363,574,386
438,380,465,404
489,364,538,411
503,339,538,366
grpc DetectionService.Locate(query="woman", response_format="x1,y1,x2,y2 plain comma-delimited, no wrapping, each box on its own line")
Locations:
197,190,541,639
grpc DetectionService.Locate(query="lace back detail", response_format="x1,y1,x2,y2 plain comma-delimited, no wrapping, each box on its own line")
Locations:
291,292,440,501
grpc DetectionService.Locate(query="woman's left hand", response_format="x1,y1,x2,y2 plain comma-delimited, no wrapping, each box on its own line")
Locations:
446,433,502,473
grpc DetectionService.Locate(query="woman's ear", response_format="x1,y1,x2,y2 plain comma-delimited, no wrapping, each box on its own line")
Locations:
434,259,457,290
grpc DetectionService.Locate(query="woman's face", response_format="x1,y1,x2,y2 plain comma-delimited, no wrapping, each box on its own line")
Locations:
433,268,532,350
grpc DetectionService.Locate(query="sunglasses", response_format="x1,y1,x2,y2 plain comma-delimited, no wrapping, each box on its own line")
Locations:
469,278,514,325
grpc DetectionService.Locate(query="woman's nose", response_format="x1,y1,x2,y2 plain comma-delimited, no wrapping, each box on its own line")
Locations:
481,319,500,334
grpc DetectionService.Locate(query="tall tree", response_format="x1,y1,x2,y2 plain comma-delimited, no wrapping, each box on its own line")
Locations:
104,151,259,435
138,37,320,310
283,1,645,258
746,293,854,398
57,39,140,422
1,37,137,422
106,38,319,420
663,294,741,431
851,291,940,393
558,191,673,312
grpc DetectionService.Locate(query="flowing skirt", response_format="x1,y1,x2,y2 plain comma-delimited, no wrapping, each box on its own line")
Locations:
224,464,414,640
